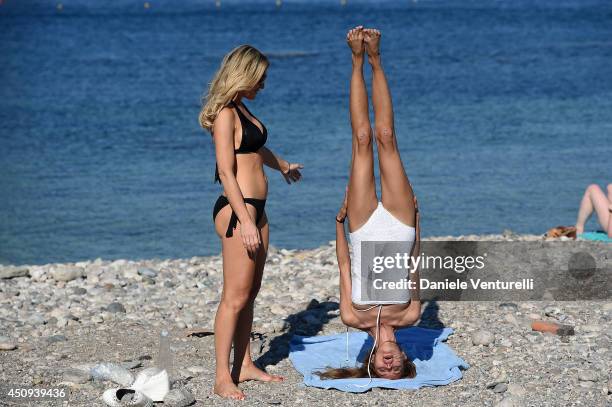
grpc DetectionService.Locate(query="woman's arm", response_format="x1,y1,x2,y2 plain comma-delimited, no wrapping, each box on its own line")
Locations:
409,195,421,302
259,146,303,184
259,146,289,172
335,188,363,329
214,108,260,256
337,218,359,328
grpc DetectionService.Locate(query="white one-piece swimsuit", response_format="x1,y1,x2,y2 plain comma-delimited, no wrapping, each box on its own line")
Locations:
349,201,416,305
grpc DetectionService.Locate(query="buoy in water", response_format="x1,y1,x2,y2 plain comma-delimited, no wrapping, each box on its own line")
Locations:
56,3,63,11
144,2,150,9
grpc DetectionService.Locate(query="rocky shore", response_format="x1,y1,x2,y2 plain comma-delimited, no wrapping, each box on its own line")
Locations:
0,234,610,406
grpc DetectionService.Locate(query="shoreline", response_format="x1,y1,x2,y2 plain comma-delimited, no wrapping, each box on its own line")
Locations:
0,232,562,269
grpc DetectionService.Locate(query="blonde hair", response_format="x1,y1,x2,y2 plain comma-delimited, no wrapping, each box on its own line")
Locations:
199,45,269,132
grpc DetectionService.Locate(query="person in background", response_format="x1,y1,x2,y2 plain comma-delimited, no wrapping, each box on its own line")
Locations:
575,184,612,237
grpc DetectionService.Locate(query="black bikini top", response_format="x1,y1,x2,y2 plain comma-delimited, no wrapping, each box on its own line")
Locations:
214,100,268,183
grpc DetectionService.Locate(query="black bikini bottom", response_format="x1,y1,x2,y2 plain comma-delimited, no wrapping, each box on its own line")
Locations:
212,195,266,238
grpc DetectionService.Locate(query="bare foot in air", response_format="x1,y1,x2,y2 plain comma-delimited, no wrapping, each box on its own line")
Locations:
346,25,365,57
214,380,245,400
363,28,381,58
235,363,284,383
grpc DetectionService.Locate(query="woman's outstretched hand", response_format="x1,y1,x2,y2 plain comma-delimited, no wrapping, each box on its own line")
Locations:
281,162,304,184
336,186,348,223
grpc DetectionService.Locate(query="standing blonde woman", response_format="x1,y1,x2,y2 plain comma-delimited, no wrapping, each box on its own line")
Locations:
199,45,303,400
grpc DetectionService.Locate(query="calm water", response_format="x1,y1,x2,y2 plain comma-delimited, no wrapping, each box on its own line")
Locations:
1,0,611,265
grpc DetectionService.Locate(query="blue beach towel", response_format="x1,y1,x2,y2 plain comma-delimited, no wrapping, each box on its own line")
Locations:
578,231,612,242
289,327,469,393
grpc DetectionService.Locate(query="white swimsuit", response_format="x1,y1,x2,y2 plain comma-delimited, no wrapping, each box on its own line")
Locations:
349,201,416,305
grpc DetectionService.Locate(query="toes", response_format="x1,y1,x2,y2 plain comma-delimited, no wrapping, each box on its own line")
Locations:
231,391,245,400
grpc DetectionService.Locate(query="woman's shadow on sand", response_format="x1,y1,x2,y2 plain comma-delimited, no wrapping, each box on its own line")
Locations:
256,299,444,370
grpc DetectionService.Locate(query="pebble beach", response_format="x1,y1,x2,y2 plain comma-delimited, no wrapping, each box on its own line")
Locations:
0,234,610,406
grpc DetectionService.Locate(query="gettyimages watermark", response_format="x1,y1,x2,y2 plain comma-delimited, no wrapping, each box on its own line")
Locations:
358,241,611,301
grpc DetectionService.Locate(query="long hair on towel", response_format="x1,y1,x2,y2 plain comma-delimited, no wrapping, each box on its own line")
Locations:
314,349,416,380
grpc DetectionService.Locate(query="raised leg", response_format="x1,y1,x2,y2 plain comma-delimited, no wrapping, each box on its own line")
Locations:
575,184,611,235
346,26,378,233
365,28,416,227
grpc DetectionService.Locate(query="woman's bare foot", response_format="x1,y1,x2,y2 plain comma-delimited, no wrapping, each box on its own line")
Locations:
234,363,284,383
346,26,365,57
363,28,381,59
214,380,245,400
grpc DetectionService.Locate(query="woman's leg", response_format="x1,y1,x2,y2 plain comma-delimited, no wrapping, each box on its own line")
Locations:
230,212,283,383
212,203,261,400
346,26,378,233
575,184,611,234
608,184,612,235
365,29,416,227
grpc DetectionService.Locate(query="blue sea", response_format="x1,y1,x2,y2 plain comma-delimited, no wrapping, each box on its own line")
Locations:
1,0,611,266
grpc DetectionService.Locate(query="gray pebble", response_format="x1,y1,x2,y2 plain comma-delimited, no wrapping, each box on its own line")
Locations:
486,372,508,388
0,340,17,351
163,388,196,407
71,287,87,295
472,330,495,346
0,266,29,279
186,366,206,375
493,383,508,393
544,304,562,317
495,396,520,407
138,267,158,278
578,370,597,382
50,266,83,282
47,335,67,343
28,313,47,326
63,368,91,384
506,384,526,397
106,302,126,313
498,303,518,312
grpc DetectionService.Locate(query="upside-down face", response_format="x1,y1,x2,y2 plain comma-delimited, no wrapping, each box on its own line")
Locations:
371,340,406,379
